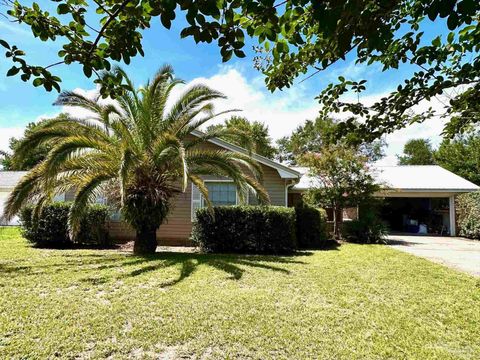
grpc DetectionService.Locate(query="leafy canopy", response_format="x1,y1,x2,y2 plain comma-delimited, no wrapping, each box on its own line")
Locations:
206,116,277,159
397,139,436,165
435,132,480,185
1,1,479,138
301,144,379,237
3,65,269,250
0,118,60,170
277,116,385,164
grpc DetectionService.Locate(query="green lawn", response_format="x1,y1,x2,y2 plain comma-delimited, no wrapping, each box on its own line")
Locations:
0,227,479,359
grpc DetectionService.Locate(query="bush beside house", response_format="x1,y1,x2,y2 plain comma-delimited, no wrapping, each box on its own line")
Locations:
20,202,111,248
342,201,388,244
456,191,480,240
295,204,329,248
191,206,297,254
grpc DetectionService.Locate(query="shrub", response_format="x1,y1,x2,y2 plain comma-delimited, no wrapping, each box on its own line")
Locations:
342,200,388,244
456,192,480,240
77,204,111,248
191,206,297,254
20,203,71,248
19,202,111,248
295,204,329,248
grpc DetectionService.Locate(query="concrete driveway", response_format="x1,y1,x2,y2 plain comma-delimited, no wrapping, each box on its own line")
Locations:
387,234,480,277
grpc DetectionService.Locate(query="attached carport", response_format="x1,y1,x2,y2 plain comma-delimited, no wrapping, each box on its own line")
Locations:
379,192,455,236
376,166,479,236
288,165,479,236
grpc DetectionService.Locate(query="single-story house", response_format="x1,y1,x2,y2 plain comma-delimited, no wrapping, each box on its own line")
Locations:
104,131,301,245
0,171,28,225
1,134,478,240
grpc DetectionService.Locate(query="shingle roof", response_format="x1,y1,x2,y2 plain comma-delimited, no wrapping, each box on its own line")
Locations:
291,165,480,192
0,171,28,189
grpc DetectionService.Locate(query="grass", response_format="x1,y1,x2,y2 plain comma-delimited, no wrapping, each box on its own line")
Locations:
0,227,479,359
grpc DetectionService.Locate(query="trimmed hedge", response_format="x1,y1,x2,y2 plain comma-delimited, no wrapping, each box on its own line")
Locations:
19,202,111,248
191,206,297,254
295,204,328,248
20,203,71,248
456,191,480,240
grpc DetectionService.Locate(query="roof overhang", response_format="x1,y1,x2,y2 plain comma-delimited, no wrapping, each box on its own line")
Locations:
190,130,300,179
377,188,478,198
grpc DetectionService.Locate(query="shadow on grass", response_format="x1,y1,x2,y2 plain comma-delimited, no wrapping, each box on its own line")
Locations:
385,239,422,246
296,240,341,252
113,251,307,286
0,248,320,288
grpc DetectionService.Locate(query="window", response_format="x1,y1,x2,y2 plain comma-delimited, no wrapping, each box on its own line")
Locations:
53,193,65,202
204,182,237,206
191,181,238,220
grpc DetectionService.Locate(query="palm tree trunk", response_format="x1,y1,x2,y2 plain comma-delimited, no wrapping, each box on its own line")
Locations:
134,227,158,254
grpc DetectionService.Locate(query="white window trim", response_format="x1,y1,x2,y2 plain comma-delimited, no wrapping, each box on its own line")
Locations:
191,179,250,221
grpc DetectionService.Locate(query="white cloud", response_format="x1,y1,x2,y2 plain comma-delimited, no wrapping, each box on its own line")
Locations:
0,127,24,152
0,64,454,165
378,97,448,166
334,88,452,166
168,65,321,139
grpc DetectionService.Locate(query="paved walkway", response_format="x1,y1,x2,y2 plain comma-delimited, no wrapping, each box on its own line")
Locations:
387,234,480,277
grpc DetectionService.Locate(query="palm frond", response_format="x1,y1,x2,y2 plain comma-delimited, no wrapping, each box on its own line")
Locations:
3,165,45,220
119,147,136,206
188,174,213,215
6,65,269,244
53,91,102,115
163,85,226,130
179,109,241,140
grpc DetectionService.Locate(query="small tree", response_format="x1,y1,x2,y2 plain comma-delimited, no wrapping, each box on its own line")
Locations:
0,119,55,170
206,116,277,159
300,145,378,238
3,66,269,255
397,139,436,165
435,132,480,185
277,116,384,165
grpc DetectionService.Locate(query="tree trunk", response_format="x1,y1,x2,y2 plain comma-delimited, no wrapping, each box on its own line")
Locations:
333,204,342,240
134,227,158,255
333,206,338,240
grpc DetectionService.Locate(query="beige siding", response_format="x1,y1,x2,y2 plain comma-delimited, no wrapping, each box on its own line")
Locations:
107,138,288,244
157,184,194,244
261,166,286,206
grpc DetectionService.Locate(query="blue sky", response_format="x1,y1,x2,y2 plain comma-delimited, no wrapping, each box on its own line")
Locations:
0,10,451,164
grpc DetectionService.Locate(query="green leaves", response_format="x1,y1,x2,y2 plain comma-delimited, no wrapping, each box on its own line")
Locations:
57,4,70,15
1,0,479,141
0,39,10,49
33,78,43,87
83,66,92,78
6,66,20,77
432,36,442,47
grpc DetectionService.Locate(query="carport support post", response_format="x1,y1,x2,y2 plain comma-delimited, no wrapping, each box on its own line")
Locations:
449,195,456,236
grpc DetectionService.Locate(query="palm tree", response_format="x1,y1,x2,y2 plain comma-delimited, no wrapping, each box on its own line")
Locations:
4,66,269,254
